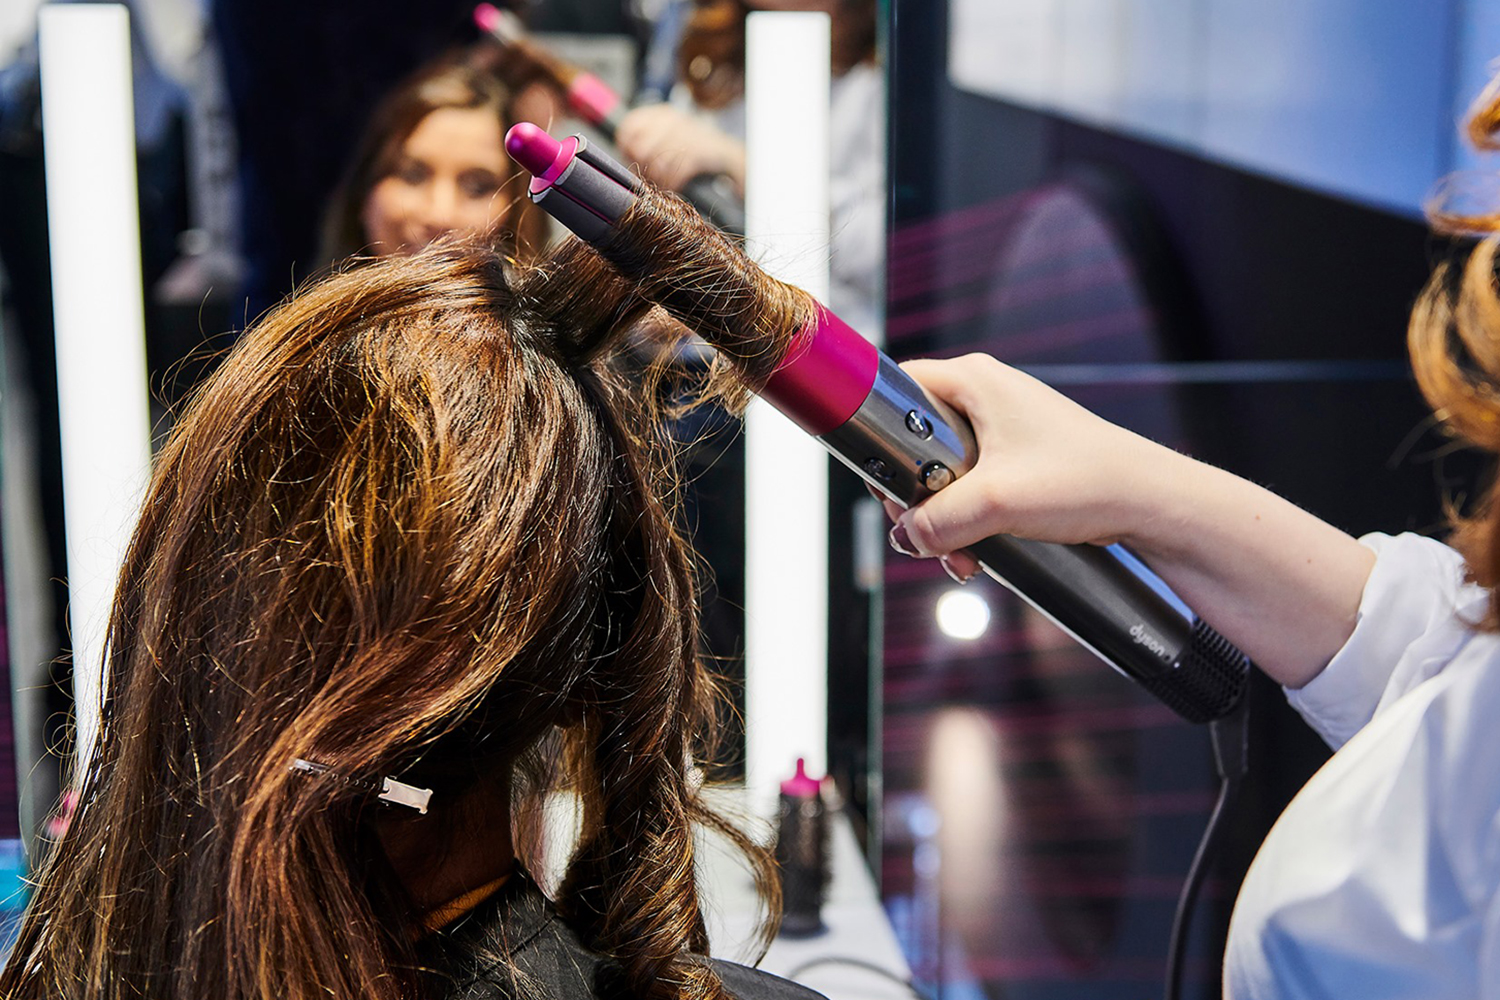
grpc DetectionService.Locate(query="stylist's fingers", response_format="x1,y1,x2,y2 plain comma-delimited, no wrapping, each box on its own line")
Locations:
864,485,903,521
864,483,979,582
893,353,1144,555
898,355,993,427
628,138,691,191
617,105,709,191
616,108,673,177
615,108,646,157
940,550,981,584
890,354,1022,556
889,469,1010,558
860,354,1014,556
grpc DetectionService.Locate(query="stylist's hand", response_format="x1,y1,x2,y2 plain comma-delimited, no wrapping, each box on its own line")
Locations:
616,105,746,195
886,353,1376,689
884,355,1173,573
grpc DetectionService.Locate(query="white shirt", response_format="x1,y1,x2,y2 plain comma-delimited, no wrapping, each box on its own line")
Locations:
1224,531,1500,998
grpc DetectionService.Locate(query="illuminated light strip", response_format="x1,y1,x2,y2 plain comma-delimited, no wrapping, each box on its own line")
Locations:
38,4,154,777
743,10,832,813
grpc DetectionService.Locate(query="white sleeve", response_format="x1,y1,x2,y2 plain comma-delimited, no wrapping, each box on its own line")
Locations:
1285,531,1490,749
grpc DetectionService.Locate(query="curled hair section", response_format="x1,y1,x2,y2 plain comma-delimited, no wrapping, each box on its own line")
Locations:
514,184,820,430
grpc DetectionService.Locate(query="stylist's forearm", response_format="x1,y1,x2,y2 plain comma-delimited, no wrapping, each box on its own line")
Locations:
1121,452,1375,689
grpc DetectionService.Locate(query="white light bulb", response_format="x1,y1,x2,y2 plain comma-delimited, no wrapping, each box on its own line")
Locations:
936,590,991,640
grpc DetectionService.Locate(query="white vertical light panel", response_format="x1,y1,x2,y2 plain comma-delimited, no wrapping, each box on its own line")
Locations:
39,4,154,774
743,11,832,812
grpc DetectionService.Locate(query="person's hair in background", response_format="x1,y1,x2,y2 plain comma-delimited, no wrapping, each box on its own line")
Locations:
1409,73,1500,628
320,49,551,265
676,0,876,110
0,202,803,999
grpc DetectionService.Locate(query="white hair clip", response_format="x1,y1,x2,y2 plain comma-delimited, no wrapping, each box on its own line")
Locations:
290,758,434,815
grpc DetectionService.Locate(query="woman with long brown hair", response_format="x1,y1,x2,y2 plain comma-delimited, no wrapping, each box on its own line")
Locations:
0,206,815,999
320,49,553,265
871,76,1500,998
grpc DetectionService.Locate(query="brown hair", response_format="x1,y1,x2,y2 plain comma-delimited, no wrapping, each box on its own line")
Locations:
2,193,798,999
319,49,549,265
677,0,878,111
1411,75,1500,625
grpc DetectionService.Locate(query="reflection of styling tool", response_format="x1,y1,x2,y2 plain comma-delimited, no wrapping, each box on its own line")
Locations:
474,4,746,236
505,122,1250,724
474,3,626,134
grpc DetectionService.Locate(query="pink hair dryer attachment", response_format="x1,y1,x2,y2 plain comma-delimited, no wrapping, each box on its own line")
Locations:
505,122,1250,725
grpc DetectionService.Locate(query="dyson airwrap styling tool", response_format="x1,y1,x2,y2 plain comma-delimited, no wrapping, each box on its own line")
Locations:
504,122,1250,724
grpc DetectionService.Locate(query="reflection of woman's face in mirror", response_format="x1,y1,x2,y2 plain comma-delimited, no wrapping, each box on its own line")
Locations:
360,106,512,255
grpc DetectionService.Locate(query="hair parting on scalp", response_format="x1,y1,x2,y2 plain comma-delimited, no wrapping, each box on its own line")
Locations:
0,215,796,999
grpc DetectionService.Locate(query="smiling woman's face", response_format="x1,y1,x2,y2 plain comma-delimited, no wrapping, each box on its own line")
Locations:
360,106,513,255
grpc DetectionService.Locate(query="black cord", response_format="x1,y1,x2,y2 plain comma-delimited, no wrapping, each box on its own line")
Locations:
784,955,934,1000
1164,694,1249,1000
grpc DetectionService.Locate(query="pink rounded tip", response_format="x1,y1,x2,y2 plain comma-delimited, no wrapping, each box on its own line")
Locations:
505,122,563,176
781,757,821,798
473,3,502,34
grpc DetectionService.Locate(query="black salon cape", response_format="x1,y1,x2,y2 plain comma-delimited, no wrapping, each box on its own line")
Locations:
417,872,827,1000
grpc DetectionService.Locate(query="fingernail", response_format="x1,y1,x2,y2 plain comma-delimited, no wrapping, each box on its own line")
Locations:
888,522,918,556
940,556,974,585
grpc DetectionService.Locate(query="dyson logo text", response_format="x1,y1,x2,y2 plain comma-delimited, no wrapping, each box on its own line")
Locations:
1130,622,1172,662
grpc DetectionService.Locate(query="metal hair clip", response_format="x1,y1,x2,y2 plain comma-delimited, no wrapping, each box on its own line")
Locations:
290,758,434,815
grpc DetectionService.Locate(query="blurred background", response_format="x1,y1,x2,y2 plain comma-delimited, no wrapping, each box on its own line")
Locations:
0,1,1495,998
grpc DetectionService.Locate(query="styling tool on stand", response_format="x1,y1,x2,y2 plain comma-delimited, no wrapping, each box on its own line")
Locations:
775,758,829,938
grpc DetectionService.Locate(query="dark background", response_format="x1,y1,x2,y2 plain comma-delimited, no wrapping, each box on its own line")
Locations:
866,2,1489,998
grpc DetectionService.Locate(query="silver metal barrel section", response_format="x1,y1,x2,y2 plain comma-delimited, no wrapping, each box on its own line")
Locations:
819,354,975,500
